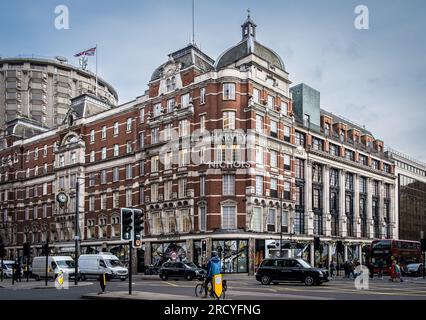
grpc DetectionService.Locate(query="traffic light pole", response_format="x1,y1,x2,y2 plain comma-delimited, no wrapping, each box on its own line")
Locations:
0,256,3,282
74,179,80,286
45,241,49,287
129,240,132,295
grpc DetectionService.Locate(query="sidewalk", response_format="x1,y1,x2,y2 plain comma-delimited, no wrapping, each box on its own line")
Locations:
83,291,195,300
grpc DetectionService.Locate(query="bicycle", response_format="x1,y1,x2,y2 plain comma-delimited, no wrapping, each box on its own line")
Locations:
194,275,227,299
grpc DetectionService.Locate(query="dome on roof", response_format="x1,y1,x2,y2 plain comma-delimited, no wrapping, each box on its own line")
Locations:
215,14,285,71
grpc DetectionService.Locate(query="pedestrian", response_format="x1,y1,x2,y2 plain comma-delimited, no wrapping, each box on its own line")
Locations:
395,261,403,282
378,259,384,279
389,260,397,282
330,261,335,278
98,273,106,294
344,261,350,279
16,262,22,282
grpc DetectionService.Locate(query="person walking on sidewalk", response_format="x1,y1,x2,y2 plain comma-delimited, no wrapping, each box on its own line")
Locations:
378,259,384,279
330,261,336,278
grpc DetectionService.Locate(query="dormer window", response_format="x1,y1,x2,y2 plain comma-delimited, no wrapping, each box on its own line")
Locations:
340,129,345,142
324,123,330,136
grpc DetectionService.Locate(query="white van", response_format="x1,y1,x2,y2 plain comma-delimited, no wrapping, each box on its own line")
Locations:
79,253,128,281
32,256,76,281
1,260,15,278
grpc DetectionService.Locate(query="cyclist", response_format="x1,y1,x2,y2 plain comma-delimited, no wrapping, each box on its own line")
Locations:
204,251,221,297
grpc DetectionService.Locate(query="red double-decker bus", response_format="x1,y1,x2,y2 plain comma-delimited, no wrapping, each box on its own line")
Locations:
369,239,422,274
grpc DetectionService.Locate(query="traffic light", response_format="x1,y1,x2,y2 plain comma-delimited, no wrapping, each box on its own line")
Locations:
421,238,426,252
314,237,320,251
23,242,31,257
201,239,207,256
133,209,144,249
121,208,133,241
41,243,50,256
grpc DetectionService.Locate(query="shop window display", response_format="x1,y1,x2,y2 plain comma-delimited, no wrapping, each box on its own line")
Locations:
212,240,248,273
151,242,188,267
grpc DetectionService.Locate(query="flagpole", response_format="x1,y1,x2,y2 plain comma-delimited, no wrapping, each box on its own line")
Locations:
95,44,98,96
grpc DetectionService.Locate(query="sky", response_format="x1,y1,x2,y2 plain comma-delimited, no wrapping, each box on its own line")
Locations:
1,0,425,162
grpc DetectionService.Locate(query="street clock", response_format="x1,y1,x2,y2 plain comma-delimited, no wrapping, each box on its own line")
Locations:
56,191,68,206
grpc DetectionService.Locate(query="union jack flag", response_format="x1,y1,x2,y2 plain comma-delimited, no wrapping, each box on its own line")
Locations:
74,47,97,57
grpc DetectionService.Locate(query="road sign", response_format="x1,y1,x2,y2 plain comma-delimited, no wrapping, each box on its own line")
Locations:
171,252,177,261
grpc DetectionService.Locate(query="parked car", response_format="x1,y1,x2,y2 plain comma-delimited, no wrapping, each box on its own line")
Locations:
255,258,329,286
32,256,76,281
1,260,16,278
159,261,206,281
402,263,424,277
79,253,128,281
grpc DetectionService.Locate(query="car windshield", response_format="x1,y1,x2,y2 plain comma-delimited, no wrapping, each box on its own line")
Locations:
184,262,197,269
56,260,75,268
106,259,122,267
407,263,420,268
4,263,13,269
296,259,312,268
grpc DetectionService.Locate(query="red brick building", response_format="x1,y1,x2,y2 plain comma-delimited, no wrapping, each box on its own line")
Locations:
0,15,396,274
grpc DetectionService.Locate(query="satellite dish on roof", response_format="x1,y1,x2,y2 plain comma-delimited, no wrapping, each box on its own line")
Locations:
55,56,68,63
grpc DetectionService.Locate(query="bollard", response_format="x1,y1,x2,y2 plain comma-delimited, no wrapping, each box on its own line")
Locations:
99,273,106,294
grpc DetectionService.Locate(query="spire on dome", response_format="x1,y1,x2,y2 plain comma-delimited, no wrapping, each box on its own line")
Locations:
241,9,257,40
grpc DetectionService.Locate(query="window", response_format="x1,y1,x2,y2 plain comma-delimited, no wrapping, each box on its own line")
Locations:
324,123,330,136
124,118,131,132
139,186,144,204
330,169,339,187
251,207,262,231
200,115,206,131
57,155,65,168
256,176,263,195
223,175,235,195
90,151,95,163
140,108,145,123
179,120,189,137
70,175,76,188
113,192,119,208
312,138,323,151
295,131,305,147
34,147,39,160
283,154,291,170
312,164,322,183
179,149,189,167
113,167,119,182
100,169,107,184
270,178,278,198
126,189,132,207
329,144,340,156
267,208,276,231
181,93,190,108
114,144,119,157
270,150,278,168
256,115,263,133
126,164,132,179
164,180,172,200
223,83,236,100
372,159,379,170
303,114,310,128
151,155,159,172
270,120,277,137
101,147,107,160
199,206,207,231
101,193,107,210
283,181,291,200
360,176,367,193
164,152,172,170
345,172,353,191
59,176,65,189
178,178,187,198
151,127,159,144
139,160,144,176
89,196,95,211
153,103,162,117
284,126,291,143
44,163,48,174
43,145,47,157
101,126,106,139
340,129,345,142
223,111,236,130
252,88,260,104
200,176,206,196
267,95,274,109
313,189,321,209
126,141,133,153
256,146,264,165
345,149,354,161
167,99,175,113
43,183,48,195
222,205,236,229
90,129,95,143
43,204,47,218
71,152,76,164
114,122,119,135
151,183,158,202
359,154,368,166
200,87,206,104
281,101,288,115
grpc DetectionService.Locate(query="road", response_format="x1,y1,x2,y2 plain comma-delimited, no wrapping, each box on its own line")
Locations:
0,275,425,300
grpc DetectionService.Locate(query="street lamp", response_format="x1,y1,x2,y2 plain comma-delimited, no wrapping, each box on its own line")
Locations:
74,176,85,285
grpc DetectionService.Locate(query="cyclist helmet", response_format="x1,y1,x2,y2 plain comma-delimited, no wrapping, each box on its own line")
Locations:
211,250,218,257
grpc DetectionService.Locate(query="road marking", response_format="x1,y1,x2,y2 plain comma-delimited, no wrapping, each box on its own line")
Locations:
164,281,179,287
